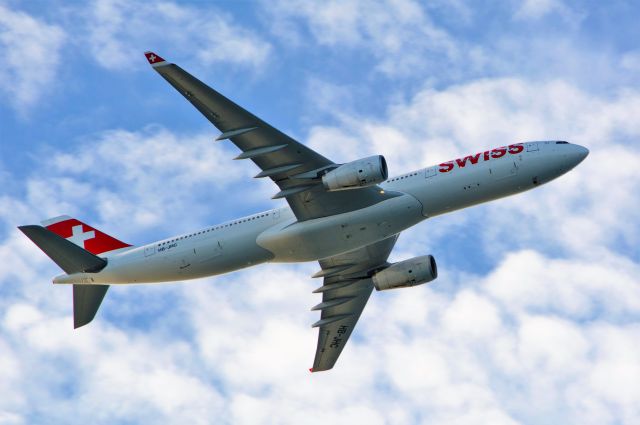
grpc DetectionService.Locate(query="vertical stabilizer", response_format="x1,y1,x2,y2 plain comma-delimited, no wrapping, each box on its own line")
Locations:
41,215,131,255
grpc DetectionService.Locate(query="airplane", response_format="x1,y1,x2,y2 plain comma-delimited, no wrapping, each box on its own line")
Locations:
18,52,589,372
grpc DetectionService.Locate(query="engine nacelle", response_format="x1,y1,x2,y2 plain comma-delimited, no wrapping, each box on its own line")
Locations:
372,255,438,291
322,155,388,191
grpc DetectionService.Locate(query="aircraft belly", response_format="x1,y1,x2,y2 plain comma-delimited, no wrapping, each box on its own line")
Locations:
257,194,424,262
190,232,274,277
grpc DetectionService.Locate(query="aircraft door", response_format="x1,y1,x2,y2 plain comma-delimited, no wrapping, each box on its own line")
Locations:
144,245,156,257
525,142,539,152
424,167,436,179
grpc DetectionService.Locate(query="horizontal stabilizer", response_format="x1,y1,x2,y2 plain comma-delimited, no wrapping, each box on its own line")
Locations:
18,225,107,274
73,285,109,328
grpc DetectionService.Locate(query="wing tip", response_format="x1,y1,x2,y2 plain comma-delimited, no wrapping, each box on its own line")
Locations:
144,51,168,67
309,366,332,373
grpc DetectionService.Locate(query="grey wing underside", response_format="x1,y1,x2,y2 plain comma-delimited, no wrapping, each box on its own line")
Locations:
310,235,398,372
148,57,396,221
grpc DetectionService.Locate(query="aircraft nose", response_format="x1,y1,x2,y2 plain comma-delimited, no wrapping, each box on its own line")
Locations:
574,145,589,162
566,144,589,167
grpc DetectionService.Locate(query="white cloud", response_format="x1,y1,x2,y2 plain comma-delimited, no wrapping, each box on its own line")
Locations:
0,4,66,114
486,250,640,321
442,290,502,339
621,50,640,71
0,301,226,424
0,1,271,114
513,0,582,22
1,3,640,421
41,126,260,236
84,0,271,71
514,0,562,19
263,0,460,77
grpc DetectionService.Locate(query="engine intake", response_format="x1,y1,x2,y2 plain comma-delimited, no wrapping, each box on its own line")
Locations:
322,155,388,191
373,255,438,291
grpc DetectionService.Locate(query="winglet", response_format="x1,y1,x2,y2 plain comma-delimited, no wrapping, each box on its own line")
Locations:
144,51,168,68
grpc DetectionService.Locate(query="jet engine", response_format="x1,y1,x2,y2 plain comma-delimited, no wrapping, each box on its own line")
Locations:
372,255,438,291
322,155,388,191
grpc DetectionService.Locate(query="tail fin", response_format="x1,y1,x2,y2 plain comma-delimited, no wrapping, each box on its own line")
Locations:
41,215,131,255
19,216,130,329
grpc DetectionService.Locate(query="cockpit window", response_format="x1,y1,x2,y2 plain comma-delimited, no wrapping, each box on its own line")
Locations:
556,141,569,144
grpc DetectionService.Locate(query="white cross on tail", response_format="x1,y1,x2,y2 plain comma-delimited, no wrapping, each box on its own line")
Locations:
66,225,95,248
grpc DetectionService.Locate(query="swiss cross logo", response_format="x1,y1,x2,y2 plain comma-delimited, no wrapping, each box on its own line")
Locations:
145,52,165,65
46,218,131,255
66,225,95,248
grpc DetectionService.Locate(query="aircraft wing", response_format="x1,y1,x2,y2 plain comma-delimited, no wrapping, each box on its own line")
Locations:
310,235,398,372
144,52,395,221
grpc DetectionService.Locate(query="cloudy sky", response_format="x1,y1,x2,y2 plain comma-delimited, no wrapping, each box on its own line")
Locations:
1,0,639,423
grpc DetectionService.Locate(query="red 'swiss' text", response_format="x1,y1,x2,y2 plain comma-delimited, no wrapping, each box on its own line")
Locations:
438,144,524,173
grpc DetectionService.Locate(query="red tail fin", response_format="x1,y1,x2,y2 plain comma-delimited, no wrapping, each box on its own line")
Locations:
41,215,131,255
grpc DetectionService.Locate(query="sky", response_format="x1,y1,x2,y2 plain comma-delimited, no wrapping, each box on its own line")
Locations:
1,0,639,424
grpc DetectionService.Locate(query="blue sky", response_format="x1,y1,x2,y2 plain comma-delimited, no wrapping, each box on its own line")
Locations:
1,1,640,424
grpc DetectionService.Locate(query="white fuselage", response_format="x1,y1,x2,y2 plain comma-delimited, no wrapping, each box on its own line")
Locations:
54,141,588,285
